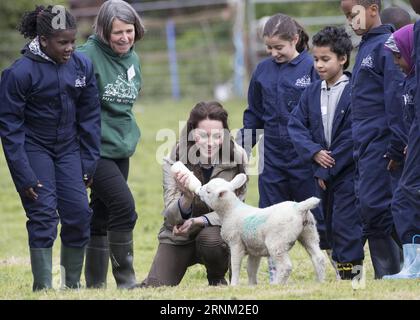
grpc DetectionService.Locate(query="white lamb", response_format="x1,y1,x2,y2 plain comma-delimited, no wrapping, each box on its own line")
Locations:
198,173,326,285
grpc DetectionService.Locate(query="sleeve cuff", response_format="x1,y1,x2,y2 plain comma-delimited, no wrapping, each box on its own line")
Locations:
314,167,330,181
385,149,404,163
178,198,192,219
82,160,98,180
201,216,210,227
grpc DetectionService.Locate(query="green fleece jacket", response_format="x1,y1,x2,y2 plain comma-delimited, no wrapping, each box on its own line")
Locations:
77,35,141,159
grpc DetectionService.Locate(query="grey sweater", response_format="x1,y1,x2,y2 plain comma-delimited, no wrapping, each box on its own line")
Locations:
320,74,349,148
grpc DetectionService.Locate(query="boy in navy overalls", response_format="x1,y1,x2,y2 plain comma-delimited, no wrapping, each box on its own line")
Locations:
289,26,364,280
340,0,406,278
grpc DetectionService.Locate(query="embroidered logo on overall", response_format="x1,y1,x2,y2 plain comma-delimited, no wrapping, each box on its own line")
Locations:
403,93,413,106
295,75,311,88
75,76,86,88
361,55,374,68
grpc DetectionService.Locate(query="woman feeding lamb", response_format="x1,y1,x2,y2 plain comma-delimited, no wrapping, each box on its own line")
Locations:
141,101,248,287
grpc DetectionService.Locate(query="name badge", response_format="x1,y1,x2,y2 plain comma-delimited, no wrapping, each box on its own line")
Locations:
127,65,135,81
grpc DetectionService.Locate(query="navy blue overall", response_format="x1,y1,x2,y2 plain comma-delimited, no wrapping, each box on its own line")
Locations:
350,25,406,239
0,48,101,249
391,21,420,245
401,75,417,134
238,51,328,249
288,78,364,263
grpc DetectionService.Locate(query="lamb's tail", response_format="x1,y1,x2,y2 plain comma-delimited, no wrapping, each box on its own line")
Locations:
296,197,320,213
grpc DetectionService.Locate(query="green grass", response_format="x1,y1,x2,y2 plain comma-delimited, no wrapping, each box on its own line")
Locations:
0,99,418,300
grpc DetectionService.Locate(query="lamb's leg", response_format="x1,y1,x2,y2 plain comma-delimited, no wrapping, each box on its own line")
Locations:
298,220,326,282
229,243,245,286
247,255,261,285
271,253,292,285
268,257,277,284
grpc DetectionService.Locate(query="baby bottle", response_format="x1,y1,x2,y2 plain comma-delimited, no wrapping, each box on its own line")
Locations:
171,161,202,194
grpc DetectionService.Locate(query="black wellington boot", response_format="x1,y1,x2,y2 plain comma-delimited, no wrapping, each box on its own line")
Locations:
108,231,138,289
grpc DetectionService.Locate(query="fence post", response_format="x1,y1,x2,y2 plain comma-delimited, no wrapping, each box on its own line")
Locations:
233,0,246,97
166,19,180,100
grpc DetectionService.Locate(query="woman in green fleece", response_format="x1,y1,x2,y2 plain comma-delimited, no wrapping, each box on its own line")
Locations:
77,0,145,289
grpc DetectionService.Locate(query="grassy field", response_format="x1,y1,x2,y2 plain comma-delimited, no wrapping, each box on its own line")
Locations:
0,99,418,300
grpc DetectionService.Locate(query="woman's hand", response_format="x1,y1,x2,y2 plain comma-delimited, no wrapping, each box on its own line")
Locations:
173,218,204,236
175,171,195,201
24,181,43,201
313,150,335,169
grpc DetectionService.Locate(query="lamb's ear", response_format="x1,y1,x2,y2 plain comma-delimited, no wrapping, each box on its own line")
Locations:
229,173,247,191
218,189,228,199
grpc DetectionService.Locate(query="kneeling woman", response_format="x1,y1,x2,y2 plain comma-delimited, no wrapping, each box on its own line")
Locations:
142,101,248,287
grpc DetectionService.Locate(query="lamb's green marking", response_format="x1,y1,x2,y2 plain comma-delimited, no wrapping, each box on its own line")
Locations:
243,214,268,237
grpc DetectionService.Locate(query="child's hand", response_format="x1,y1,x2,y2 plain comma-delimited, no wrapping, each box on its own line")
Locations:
383,154,401,172
83,174,92,188
386,158,400,172
84,178,93,188
318,178,327,191
313,150,335,169
24,181,43,201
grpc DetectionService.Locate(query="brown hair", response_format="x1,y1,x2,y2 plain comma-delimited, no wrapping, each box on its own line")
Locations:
176,101,246,192
263,13,309,53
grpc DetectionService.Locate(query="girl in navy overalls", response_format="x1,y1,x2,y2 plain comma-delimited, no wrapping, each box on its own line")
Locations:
384,25,416,137
237,13,328,282
288,27,364,280
0,6,101,291
383,22,420,279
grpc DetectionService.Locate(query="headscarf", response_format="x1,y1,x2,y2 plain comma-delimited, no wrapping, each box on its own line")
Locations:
385,23,414,75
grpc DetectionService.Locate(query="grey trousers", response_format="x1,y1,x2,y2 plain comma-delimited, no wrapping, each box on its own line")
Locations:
141,226,229,287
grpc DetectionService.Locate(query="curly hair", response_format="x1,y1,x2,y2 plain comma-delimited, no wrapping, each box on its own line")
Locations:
312,26,353,70
358,0,382,11
17,5,76,39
